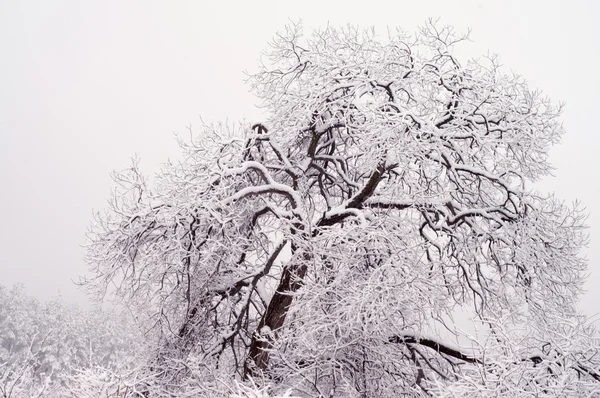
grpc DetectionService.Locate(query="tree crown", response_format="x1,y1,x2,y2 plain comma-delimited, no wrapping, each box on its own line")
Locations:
84,23,596,397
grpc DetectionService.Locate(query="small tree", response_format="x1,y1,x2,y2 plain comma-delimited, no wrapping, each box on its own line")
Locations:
85,23,599,397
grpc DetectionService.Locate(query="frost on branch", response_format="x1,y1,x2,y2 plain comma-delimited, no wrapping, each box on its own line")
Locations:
84,22,599,397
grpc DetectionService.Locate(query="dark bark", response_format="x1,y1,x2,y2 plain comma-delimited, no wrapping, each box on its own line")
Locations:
390,335,600,382
244,164,388,379
389,335,481,364
244,252,308,378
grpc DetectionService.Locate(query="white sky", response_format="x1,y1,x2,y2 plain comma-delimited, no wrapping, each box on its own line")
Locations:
1,0,598,319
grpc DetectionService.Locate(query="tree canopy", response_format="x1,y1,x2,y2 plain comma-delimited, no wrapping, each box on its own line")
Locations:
84,23,599,397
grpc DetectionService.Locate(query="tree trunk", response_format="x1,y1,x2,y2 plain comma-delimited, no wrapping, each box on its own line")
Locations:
244,257,308,378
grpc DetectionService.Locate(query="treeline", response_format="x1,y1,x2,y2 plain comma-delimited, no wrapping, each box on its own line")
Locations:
0,284,143,397
0,284,276,397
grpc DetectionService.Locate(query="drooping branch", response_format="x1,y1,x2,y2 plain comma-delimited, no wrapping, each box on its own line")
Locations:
390,334,600,383
389,335,481,364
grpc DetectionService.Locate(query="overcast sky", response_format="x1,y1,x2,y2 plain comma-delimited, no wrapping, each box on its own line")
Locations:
1,0,598,319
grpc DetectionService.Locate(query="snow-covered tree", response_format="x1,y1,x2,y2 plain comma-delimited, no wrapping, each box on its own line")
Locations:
84,23,599,397
0,285,144,397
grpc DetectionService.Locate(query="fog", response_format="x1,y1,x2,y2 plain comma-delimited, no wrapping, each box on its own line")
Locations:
1,0,598,319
